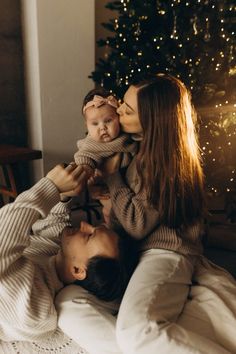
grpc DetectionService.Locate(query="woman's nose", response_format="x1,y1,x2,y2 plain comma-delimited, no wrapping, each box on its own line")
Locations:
117,105,122,115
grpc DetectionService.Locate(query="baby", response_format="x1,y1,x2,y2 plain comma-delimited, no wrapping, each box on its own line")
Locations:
74,88,137,177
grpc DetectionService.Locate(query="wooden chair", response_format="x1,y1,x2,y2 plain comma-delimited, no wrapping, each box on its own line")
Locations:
0,145,42,206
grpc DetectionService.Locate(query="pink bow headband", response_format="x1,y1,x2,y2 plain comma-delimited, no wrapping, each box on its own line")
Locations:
83,95,118,115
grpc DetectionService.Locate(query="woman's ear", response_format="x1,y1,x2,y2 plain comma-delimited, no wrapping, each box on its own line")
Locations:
71,265,87,281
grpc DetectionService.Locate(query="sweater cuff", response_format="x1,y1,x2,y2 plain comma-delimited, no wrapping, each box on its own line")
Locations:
74,156,96,170
60,195,72,203
50,198,72,215
15,177,60,218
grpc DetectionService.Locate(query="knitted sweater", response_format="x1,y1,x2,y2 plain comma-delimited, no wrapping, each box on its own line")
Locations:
74,133,137,170
0,178,71,341
106,157,203,256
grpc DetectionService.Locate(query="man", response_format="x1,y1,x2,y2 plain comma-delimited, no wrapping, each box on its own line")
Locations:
0,163,133,342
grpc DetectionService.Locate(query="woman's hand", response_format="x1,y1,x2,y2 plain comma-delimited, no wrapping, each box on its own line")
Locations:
46,163,89,195
100,152,122,177
87,168,103,186
87,154,121,200
88,182,110,200
100,199,112,225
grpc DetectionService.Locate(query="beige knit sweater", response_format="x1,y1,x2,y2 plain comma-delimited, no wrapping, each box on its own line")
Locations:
74,133,137,169
0,178,71,341
106,157,203,255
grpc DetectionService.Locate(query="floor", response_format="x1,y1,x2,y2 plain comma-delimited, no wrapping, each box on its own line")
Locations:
205,246,236,278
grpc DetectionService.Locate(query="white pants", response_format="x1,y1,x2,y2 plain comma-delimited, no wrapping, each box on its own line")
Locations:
56,249,231,354
116,249,230,354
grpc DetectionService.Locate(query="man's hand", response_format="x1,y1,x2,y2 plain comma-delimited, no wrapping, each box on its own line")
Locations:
46,163,88,195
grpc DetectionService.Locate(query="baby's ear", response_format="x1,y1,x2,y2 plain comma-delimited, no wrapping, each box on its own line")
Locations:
80,221,94,234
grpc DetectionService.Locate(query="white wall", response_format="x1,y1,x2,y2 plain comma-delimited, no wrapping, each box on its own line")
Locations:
22,0,95,179
95,0,117,63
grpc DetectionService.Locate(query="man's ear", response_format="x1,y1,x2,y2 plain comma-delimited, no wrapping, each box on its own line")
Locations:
71,265,87,281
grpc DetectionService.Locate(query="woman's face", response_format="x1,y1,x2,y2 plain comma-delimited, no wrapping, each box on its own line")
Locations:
117,85,143,134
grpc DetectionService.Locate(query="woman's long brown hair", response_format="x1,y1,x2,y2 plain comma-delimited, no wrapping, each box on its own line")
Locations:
134,74,205,228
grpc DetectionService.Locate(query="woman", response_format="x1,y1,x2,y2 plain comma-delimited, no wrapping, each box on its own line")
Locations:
56,74,233,354
104,74,209,354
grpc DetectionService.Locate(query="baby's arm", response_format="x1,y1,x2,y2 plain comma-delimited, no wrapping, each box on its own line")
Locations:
75,134,136,169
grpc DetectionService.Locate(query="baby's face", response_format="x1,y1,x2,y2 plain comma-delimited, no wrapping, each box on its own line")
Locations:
85,104,120,142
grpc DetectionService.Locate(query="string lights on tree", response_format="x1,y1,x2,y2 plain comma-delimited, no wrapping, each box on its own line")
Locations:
199,103,236,196
92,0,235,102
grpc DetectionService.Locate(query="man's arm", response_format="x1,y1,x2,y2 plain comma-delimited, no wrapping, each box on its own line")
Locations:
0,177,59,278
0,164,87,341
31,201,71,246
0,163,86,276
0,177,61,340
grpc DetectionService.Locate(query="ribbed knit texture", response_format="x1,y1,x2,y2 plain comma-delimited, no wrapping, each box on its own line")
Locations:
0,178,71,341
74,133,137,169
106,157,203,256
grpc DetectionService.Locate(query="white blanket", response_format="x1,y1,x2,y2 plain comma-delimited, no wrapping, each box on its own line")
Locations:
1,256,235,354
179,256,236,353
0,328,88,353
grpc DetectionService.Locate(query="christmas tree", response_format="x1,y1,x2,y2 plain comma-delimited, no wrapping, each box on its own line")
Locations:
91,0,236,209
91,0,235,105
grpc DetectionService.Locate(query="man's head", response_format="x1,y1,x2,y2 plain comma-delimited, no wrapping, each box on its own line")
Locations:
58,221,137,301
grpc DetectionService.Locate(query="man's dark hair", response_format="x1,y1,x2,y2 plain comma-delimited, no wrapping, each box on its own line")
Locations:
74,231,139,302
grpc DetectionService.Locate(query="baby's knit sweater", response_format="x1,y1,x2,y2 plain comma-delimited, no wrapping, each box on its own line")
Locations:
74,133,137,169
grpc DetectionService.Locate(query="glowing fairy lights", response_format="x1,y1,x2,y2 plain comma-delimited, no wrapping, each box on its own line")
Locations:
199,103,236,196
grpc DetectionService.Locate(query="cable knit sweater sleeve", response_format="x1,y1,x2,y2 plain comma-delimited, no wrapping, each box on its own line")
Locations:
0,178,69,341
74,133,137,169
106,171,160,239
31,197,72,248
106,158,203,256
